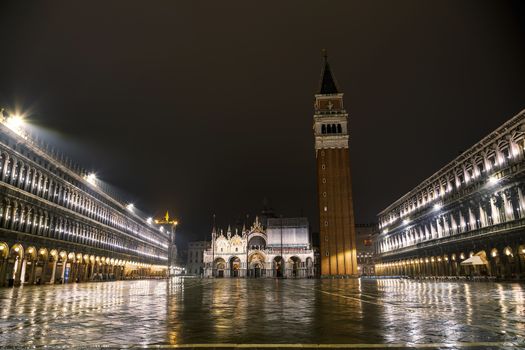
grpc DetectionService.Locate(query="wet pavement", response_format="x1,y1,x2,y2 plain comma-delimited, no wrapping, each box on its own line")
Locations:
0,278,524,349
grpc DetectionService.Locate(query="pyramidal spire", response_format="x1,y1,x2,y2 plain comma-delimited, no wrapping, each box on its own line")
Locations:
318,49,340,94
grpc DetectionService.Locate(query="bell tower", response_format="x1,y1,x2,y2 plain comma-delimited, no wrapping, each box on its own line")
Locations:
314,51,358,276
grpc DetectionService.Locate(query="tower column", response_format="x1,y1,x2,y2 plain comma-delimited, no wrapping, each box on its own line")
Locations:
313,52,358,277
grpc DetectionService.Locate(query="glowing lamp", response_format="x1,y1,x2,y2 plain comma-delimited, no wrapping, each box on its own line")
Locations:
488,176,499,185
6,114,26,130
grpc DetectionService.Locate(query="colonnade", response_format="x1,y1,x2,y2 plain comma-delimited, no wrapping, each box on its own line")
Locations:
207,255,315,278
376,244,525,279
0,241,165,287
379,117,525,230
0,148,167,256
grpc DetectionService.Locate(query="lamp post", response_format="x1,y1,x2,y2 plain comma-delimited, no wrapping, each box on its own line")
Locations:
280,214,283,278
155,211,178,277
212,214,216,278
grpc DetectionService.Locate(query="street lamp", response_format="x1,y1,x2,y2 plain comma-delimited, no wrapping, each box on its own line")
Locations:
154,211,178,277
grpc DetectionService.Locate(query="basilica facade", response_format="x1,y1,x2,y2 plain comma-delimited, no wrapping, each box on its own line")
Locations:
203,217,315,278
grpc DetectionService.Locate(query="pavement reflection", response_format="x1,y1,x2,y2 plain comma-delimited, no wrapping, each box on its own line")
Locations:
0,278,523,348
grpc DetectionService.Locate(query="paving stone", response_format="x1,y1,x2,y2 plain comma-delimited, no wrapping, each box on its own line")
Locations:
0,278,523,347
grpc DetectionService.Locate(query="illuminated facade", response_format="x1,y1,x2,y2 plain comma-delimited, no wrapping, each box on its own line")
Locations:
203,217,315,278
376,109,525,279
314,53,358,276
0,111,169,286
355,224,377,276
186,240,210,275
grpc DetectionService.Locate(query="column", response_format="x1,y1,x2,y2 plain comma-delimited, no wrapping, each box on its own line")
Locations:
49,259,58,284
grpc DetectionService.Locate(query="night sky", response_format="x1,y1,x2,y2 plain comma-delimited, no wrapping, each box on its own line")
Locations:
0,1,524,247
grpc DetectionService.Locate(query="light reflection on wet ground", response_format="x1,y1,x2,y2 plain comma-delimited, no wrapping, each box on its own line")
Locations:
0,278,524,348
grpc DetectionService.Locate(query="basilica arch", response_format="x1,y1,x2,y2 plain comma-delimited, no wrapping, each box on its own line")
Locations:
248,251,266,278
229,256,241,278
213,258,226,278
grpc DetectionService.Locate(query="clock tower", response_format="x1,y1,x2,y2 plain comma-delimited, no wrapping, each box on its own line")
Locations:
314,52,358,277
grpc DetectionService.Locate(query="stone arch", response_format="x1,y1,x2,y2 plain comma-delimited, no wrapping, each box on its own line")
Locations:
213,257,226,278
0,242,8,259
288,256,301,277
38,247,49,260
273,256,284,278
248,234,266,250
49,249,59,261
228,256,241,277
25,246,37,261
248,251,266,278
0,151,8,180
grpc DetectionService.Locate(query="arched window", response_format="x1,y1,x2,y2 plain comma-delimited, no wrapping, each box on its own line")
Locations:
327,124,332,134
337,124,342,133
321,124,326,134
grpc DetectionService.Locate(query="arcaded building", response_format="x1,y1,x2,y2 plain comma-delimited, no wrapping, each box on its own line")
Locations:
376,109,525,279
203,217,315,278
0,111,169,286
355,224,377,276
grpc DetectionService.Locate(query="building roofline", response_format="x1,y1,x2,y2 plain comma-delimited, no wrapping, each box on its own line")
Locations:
378,108,525,216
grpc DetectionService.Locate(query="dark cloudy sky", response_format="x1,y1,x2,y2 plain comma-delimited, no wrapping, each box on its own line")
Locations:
0,1,524,246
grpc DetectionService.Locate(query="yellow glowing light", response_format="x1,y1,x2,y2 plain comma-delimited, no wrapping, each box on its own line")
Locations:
14,247,20,252
0,246,4,250
6,114,25,130
86,173,97,185
28,248,34,254
488,176,499,185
